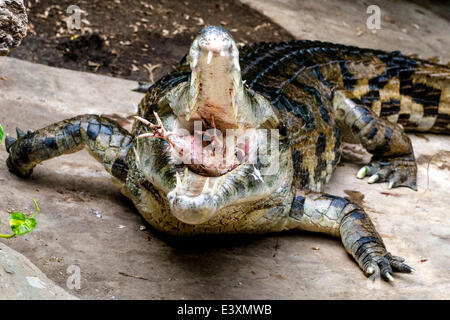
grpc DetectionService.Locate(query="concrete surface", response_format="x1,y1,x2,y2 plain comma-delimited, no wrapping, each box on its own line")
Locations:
240,0,450,62
0,242,77,299
0,0,449,299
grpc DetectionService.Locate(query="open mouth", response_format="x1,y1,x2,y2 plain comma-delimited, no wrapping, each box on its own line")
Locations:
133,26,273,225
134,111,258,225
135,112,256,178
136,26,253,179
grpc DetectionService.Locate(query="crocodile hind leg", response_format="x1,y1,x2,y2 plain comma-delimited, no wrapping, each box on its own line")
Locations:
333,90,417,190
288,191,414,281
5,115,132,182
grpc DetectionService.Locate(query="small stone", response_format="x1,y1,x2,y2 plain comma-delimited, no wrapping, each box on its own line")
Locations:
3,264,15,275
139,225,146,231
91,209,102,218
118,225,126,229
312,246,320,250
356,27,363,37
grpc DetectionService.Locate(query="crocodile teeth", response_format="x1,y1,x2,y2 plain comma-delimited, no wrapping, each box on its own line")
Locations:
202,177,210,194
232,58,241,71
211,176,224,194
5,135,17,152
231,94,237,120
220,50,226,57
175,172,183,193
192,57,198,68
16,127,26,139
190,70,197,88
182,167,189,186
207,50,213,65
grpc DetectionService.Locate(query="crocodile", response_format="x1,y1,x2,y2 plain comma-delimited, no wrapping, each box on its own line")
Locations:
5,26,450,282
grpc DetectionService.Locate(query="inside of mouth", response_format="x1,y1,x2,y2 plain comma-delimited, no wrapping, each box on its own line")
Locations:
171,115,253,178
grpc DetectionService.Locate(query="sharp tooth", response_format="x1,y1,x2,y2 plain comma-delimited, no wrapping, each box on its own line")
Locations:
132,146,141,166
176,172,183,192
192,57,198,68
211,178,221,194
232,58,240,71
202,177,210,194
207,50,213,65
232,96,237,120
190,70,196,87
220,50,225,57
182,167,189,186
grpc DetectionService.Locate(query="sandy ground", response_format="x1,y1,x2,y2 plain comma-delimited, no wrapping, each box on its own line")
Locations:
0,0,449,299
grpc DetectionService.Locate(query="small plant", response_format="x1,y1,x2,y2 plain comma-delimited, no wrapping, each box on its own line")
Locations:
0,123,39,238
0,199,39,239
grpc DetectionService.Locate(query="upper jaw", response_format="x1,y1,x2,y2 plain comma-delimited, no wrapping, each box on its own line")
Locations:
185,27,242,129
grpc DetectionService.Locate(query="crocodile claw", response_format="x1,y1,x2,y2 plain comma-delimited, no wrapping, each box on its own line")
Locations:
363,252,414,282
16,127,26,139
5,135,17,152
356,154,417,191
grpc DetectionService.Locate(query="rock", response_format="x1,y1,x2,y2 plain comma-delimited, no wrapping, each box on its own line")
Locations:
0,242,77,299
91,209,103,218
0,0,28,56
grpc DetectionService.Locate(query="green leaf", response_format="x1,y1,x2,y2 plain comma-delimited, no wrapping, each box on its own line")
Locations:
0,123,3,145
9,199,39,236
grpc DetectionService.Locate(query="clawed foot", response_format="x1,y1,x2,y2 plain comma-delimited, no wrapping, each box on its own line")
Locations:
362,252,415,282
134,112,181,152
356,154,417,190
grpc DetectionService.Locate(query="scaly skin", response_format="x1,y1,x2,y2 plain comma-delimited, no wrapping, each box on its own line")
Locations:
6,26,450,282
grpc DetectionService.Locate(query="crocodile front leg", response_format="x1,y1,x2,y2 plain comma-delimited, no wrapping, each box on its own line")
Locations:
5,115,132,182
288,191,414,281
333,90,417,190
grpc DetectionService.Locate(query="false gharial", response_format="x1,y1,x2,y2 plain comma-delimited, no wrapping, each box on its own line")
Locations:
5,26,450,282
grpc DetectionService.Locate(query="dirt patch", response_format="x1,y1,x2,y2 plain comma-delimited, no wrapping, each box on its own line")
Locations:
417,150,450,170
431,151,450,171
343,190,365,206
379,192,403,197
416,154,433,165
10,0,293,82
